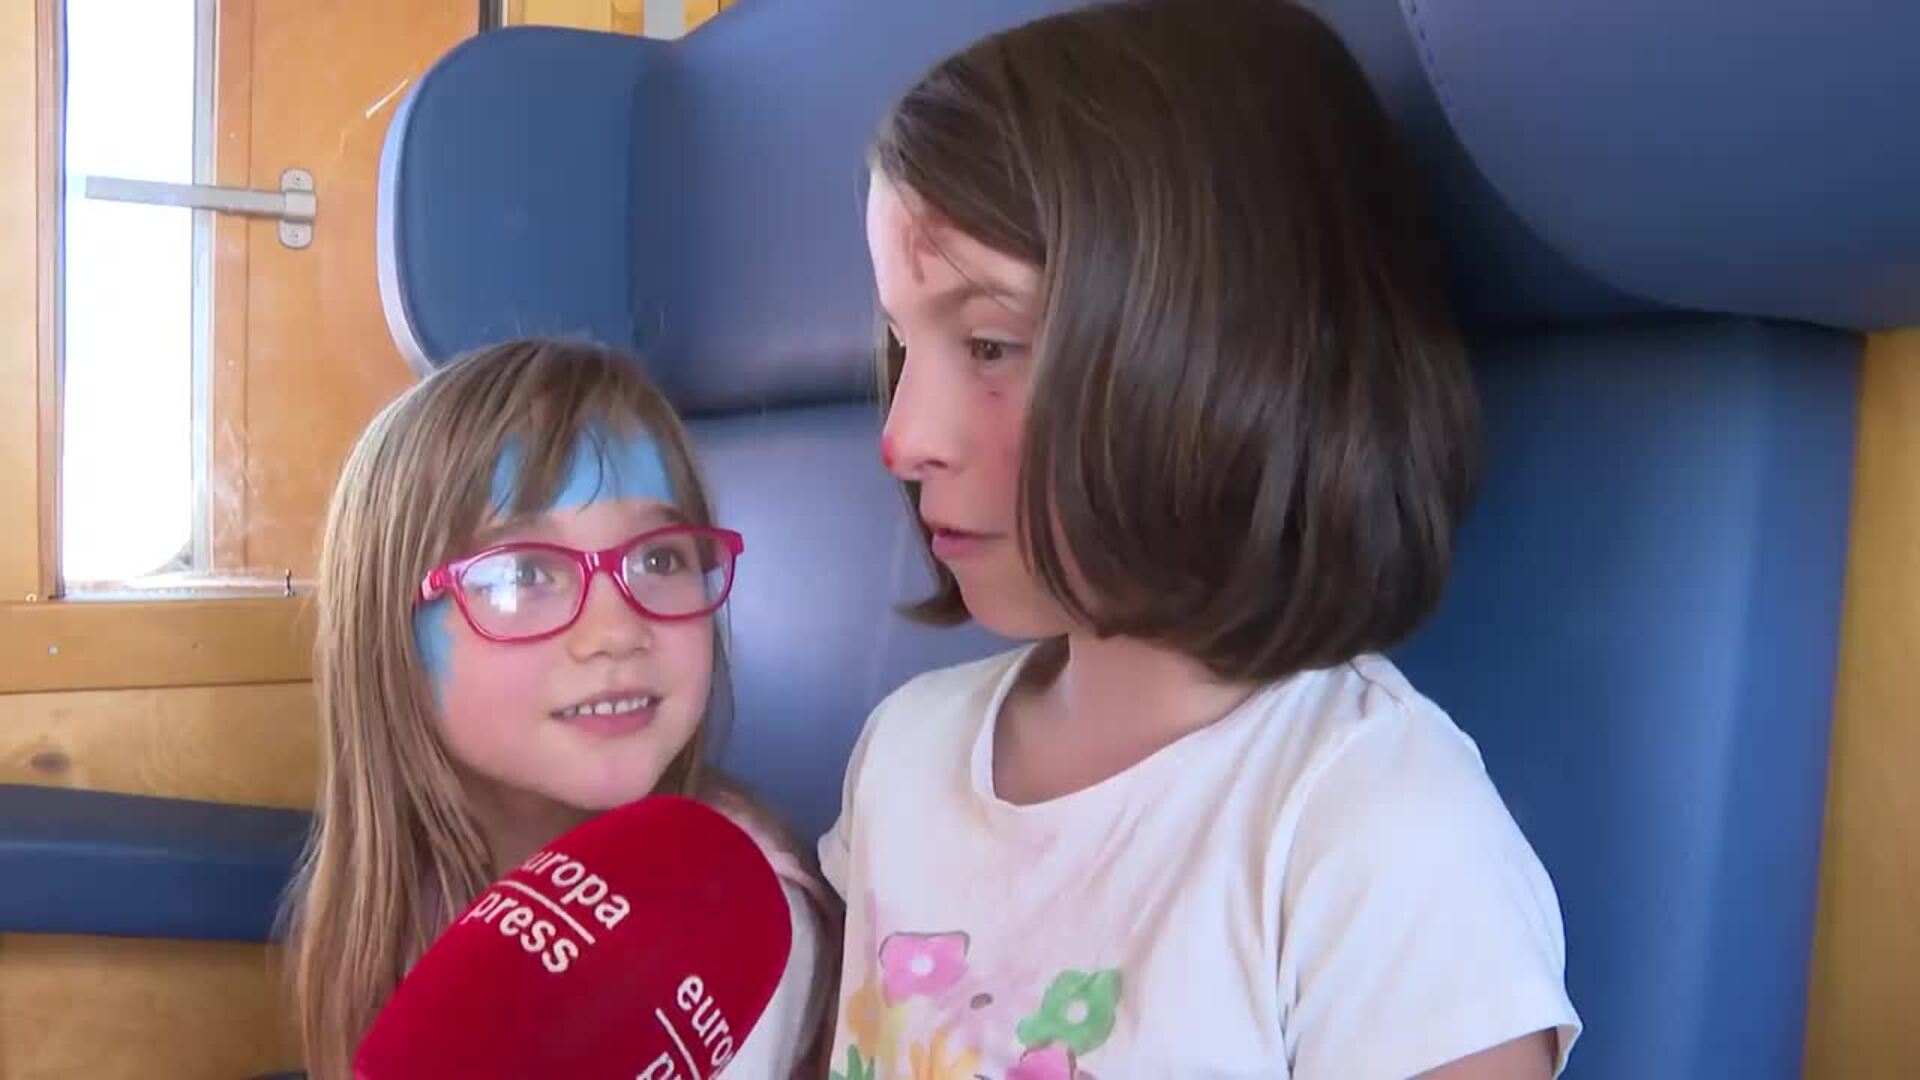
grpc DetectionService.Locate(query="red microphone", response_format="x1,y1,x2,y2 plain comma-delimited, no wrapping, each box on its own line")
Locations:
354,795,793,1080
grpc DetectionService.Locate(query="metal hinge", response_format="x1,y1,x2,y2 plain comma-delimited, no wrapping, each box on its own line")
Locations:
82,168,317,249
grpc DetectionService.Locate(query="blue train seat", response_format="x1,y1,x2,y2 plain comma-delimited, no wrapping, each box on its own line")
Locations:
0,783,309,941
6,4,1913,1080
372,4,1920,1075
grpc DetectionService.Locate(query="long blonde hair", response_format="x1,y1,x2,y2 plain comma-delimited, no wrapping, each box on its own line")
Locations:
281,339,736,1079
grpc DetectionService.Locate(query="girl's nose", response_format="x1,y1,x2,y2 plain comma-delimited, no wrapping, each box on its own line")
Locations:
882,355,959,479
565,570,653,661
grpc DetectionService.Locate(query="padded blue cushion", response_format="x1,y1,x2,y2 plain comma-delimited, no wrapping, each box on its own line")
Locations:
0,784,309,941
377,0,1920,395
1393,320,1859,1079
693,404,1006,834
377,28,673,373
1406,0,1920,331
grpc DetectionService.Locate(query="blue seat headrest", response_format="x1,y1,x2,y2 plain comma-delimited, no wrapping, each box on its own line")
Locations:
1380,0,1920,331
378,0,1920,403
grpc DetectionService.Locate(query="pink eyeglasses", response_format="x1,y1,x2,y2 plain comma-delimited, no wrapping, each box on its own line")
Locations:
418,525,744,643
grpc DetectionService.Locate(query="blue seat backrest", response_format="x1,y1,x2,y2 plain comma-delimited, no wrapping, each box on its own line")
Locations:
0,783,310,941
374,2,1920,1076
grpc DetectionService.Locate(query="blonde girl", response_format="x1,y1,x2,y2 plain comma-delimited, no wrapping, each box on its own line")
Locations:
283,338,835,1079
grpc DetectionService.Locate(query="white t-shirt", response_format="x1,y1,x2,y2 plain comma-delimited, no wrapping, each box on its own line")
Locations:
818,645,1581,1079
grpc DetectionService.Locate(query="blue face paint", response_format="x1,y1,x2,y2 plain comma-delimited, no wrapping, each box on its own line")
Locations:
486,427,674,518
413,597,457,693
414,427,676,695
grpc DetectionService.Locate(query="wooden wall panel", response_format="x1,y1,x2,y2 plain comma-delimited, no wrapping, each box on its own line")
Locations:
229,0,472,582
0,935,298,1080
0,682,318,808
0,0,55,605
513,0,648,34
0,596,313,695
209,0,256,574
612,0,645,35
520,0,613,31
1805,327,1920,1077
684,0,726,30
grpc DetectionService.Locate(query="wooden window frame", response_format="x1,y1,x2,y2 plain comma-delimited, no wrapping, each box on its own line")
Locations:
0,0,311,695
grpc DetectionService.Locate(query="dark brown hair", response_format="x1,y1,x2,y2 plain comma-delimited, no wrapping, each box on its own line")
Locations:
873,0,1479,684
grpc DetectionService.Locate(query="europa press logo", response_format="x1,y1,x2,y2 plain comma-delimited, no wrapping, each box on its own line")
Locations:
461,847,630,973
458,845,745,1077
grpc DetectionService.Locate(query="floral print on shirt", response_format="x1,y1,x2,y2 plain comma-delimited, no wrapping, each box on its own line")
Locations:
830,924,1125,1080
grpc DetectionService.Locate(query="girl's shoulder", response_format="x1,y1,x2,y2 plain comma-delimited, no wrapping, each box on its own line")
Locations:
695,772,841,1079
875,643,1036,715
697,772,836,913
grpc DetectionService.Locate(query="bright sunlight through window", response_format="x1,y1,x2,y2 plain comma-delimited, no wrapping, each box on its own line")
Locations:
61,0,200,586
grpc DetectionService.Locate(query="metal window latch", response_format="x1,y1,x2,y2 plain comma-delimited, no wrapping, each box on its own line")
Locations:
82,168,317,249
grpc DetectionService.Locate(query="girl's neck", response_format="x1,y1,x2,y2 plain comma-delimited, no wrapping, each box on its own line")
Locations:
1049,632,1257,735
994,632,1260,804
473,783,594,878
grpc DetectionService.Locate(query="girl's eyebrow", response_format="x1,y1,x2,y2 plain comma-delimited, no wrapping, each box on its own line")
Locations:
880,281,1036,330
469,503,690,549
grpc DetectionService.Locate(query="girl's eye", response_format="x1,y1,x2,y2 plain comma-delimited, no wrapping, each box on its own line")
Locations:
637,542,691,576
466,553,559,590
969,337,1022,365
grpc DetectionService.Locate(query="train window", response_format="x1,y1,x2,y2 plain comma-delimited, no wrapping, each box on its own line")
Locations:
50,0,716,601
59,0,210,589
51,0,476,600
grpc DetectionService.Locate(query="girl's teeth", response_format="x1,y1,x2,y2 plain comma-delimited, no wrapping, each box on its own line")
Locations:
560,696,655,719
